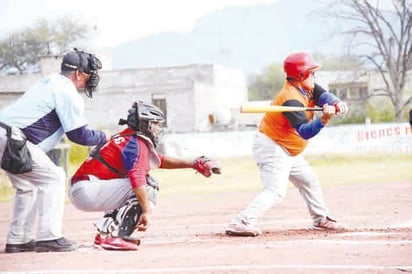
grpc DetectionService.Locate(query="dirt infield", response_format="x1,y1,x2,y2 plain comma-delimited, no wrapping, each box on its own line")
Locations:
0,181,411,274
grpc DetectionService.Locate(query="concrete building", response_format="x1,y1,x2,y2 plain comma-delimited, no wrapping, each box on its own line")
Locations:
1,55,411,132
0,58,248,133
317,70,412,104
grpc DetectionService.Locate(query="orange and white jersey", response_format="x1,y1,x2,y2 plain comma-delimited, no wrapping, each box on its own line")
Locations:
259,82,339,156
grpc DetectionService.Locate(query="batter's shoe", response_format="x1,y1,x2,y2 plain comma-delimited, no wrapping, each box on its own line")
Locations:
313,216,344,231
225,221,262,237
100,236,138,251
5,240,35,253
34,237,77,252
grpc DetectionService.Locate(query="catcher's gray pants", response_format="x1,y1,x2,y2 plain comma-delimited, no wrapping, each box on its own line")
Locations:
232,131,329,226
68,176,158,212
68,176,158,235
68,176,134,212
0,127,66,244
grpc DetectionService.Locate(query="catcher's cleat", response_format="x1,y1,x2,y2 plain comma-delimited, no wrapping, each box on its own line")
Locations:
122,235,141,246
312,216,345,231
225,221,262,237
100,236,138,251
93,233,104,249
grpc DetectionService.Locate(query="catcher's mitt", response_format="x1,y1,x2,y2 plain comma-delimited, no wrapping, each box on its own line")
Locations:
192,156,221,177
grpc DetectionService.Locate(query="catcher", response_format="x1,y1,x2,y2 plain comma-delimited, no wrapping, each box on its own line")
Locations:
68,101,221,251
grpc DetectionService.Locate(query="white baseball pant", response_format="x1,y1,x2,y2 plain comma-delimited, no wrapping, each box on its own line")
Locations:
231,131,330,226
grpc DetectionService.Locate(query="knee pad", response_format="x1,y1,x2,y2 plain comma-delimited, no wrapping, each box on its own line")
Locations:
94,176,160,237
94,196,142,237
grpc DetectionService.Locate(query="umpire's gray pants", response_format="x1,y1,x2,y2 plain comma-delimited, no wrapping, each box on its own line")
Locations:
0,127,66,244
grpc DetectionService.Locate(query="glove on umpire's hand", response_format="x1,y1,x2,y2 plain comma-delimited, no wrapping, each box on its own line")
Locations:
192,156,221,177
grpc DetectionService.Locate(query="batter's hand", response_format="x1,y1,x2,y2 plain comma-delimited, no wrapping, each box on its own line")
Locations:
136,213,150,231
320,104,335,125
334,102,348,115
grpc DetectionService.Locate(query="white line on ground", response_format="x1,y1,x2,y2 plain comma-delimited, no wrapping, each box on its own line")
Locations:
144,238,412,246
74,237,412,249
1,264,411,274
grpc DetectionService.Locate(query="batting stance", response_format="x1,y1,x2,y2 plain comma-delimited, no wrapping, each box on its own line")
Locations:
68,101,221,251
226,51,348,237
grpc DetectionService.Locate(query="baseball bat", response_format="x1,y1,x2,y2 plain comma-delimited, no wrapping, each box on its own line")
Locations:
240,105,323,113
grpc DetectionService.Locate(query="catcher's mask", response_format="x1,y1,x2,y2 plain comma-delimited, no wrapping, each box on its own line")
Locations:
118,101,165,147
61,48,102,98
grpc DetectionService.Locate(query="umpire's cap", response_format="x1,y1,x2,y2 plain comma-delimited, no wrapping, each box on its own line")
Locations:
61,48,102,74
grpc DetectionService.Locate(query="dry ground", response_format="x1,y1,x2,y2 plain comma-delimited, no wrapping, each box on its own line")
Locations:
0,180,411,274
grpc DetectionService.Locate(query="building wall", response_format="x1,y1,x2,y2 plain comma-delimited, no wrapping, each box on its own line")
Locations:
317,70,412,99
0,63,248,133
160,123,412,159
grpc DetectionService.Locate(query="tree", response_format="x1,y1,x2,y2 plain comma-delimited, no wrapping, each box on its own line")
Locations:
313,53,365,71
248,63,284,100
0,16,91,74
326,0,412,122
0,31,44,73
247,54,364,101
53,15,89,53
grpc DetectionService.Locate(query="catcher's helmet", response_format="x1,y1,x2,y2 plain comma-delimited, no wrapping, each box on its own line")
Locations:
118,101,165,147
283,51,320,81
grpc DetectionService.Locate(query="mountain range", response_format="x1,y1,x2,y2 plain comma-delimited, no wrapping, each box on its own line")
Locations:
110,0,348,76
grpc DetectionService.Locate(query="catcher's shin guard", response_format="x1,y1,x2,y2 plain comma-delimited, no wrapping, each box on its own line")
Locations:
94,177,159,240
94,196,142,238
116,203,142,237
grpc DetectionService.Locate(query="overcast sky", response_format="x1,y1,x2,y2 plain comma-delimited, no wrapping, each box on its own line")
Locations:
0,0,279,48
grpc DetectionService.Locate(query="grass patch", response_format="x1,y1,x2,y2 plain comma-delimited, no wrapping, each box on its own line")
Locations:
0,173,14,202
154,154,412,197
0,154,411,202
153,156,261,197
307,154,412,186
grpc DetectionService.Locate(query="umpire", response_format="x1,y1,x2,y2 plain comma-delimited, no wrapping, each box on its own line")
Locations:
0,48,108,253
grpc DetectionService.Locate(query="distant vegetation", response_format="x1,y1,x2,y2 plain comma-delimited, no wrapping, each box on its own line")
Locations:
248,53,365,101
248,0,412,123
324,0,412,122
0,16,92,74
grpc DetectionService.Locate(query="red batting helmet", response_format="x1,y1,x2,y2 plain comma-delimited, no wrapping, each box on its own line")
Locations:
283,52,320,80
